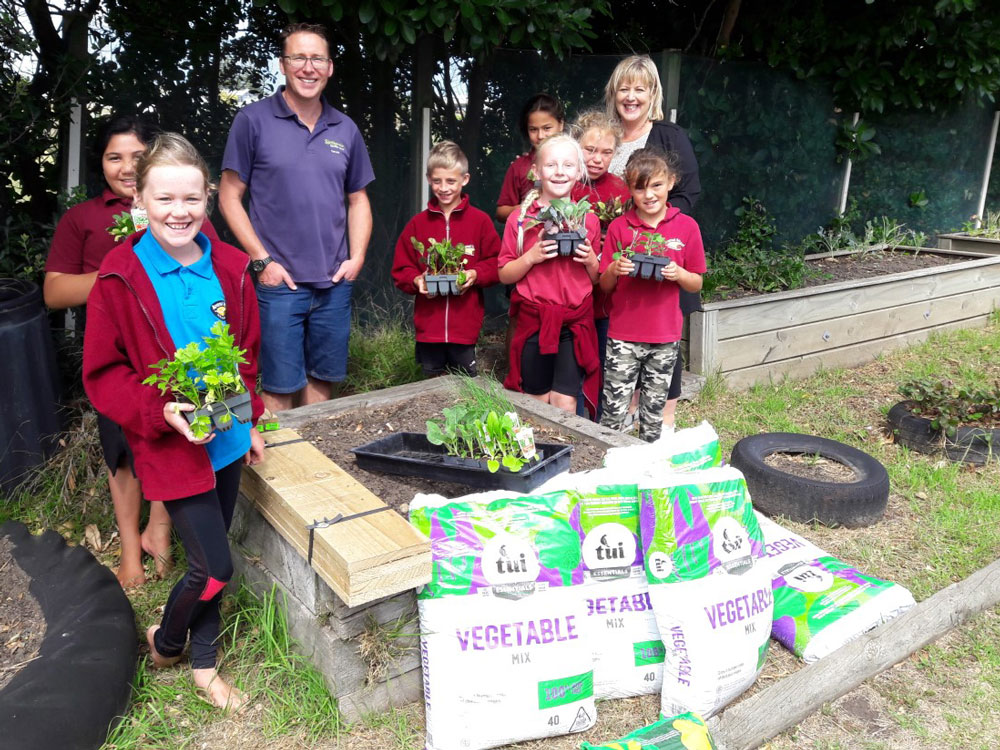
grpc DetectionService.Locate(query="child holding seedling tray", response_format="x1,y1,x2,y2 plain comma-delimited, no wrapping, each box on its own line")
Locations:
392,141,500,377
598,147,706,442
499,133,603,417
83,133,264,712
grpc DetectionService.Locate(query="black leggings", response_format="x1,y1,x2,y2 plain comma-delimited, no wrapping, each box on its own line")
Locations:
153,459,242,669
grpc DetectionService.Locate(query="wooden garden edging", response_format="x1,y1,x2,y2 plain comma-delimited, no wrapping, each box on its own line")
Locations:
241,426,431,608
686,247,1000,388
708,557,1000,750
937,232,1000,255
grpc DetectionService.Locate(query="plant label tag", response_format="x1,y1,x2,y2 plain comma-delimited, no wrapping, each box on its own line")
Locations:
516,426,536,459
505,411,521,430
131,206,149,231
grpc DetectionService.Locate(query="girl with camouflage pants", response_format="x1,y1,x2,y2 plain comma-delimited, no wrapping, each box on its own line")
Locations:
598,148,706,442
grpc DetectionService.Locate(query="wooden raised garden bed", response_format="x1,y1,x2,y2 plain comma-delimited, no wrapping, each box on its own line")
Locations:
936,232,1000,255
686,247,1000,388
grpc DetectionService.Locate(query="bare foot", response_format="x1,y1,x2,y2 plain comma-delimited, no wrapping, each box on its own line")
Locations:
116,563,146,589
140,524,173,578
192,667,248,712
146,626,182,669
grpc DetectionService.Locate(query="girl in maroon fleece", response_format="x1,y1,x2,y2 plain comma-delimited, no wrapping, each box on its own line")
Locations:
83,133,264,712
498,133,602,416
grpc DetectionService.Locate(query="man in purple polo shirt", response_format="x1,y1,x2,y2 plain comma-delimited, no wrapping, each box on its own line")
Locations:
219,22,374,413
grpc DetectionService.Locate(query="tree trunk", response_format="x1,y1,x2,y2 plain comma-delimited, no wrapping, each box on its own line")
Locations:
461,52,493,178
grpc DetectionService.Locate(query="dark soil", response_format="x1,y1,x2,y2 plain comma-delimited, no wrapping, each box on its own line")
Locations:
0,538,45,691
299,392,607,513
713,249,968,301
764,452,859,482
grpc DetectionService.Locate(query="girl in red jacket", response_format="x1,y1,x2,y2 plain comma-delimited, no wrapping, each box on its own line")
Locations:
83,133,265,711
498,133,602,415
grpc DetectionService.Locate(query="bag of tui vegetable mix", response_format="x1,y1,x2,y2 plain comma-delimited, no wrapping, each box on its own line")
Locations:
542,468,666,699
603,421,722,475
755,512,916,663
410,490,596,750
640,466,772,717
580,711,717,750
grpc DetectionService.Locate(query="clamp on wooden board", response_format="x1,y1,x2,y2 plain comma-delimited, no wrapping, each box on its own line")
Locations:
305,507,393,565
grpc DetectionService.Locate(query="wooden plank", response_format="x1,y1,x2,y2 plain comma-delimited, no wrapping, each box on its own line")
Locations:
277,377,454,430
711,261,1000,338
242,427,431,607
718,316,992,388
718,290,998,370
709,558,1000,750
937,233,1000,255
688,309,719,375
705,256,1000,334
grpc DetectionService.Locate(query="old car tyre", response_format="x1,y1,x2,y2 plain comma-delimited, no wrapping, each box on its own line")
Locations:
0,521,136,749
887,401,941,454
729,433,889,528
944,426,999,465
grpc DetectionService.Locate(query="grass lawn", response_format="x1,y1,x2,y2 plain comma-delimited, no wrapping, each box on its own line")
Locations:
3,318,998,749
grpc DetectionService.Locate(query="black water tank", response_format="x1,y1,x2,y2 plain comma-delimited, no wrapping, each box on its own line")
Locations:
0,279,62,491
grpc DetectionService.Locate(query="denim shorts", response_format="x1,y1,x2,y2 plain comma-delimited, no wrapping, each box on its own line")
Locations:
255,281,354,393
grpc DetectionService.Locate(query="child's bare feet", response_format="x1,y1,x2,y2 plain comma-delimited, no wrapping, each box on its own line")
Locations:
116,562,146,589
146,626,182,669
140,523,173,578
192,667,248,712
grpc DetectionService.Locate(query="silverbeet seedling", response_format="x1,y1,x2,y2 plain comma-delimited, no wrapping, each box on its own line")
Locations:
425,402,537,474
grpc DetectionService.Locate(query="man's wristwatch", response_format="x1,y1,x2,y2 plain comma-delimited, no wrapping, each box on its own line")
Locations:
250,256,273,273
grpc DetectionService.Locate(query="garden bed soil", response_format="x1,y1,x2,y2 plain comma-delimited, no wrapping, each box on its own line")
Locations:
298,392,607,513
0,538,45,691
710,249,967,301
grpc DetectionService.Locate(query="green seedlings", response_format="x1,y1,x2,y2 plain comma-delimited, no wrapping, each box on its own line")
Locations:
410,236,469,284
142,321,248,439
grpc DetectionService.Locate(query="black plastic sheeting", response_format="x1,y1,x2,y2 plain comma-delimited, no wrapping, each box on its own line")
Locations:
0,522,136,749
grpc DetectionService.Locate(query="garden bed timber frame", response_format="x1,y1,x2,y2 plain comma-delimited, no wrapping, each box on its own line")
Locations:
231,377,1000,739
686,247,1000,388
936,232,1000,255
229,377,637,720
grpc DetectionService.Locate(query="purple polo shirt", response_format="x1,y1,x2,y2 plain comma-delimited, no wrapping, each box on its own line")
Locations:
221,88,375,286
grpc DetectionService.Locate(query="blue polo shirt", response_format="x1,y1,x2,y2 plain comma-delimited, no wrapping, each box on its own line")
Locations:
221,88,375,287
134,231,252,471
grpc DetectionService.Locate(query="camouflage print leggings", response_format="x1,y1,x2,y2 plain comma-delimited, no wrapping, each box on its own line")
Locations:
600,338,680,443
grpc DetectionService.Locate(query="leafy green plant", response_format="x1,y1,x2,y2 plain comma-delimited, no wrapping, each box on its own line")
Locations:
141,321,248,439
898,376,1000,437
961,209,1000,239
530,197,591,235
108,211,137,242
425,376,538,473
702,197,808,299
613,229,672,261
835,117,881,163
594,195,626,226
410,236,469,281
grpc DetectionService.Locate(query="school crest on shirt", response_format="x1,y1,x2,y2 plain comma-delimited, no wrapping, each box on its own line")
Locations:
665,238,686,251
325,139,346,156
211,300,227,320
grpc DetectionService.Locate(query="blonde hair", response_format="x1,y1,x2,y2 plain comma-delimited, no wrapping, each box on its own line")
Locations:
533,133,586,178
426,140,469,176
136,132,214,195
604,55,664,125
571,109,622,149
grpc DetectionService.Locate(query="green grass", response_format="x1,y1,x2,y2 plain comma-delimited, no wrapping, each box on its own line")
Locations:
344,311,424,395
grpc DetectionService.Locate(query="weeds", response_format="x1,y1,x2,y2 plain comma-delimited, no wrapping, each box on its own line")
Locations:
344,309,424,395
358,612,419,686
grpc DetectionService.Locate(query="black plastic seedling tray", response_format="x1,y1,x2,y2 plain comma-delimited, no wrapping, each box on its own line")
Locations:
352,432,573,492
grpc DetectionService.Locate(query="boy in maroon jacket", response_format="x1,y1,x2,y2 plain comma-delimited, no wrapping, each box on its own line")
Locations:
392,141,500,376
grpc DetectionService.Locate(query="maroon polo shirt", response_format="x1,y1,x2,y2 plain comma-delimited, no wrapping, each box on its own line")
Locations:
496,150,537,209
46,189,221,275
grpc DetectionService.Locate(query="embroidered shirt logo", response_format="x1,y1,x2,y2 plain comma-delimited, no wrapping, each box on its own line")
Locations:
211,300,227,320
325,139,346,155
665,238,686,251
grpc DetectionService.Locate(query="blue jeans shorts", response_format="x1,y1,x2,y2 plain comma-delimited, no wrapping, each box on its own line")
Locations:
255,281,354,393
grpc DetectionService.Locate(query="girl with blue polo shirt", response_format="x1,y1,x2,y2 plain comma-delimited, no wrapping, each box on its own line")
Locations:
83,133,265,712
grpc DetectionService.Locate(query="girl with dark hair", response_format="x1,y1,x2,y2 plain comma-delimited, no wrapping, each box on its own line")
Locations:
44,115,221,589
495,93,566,222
